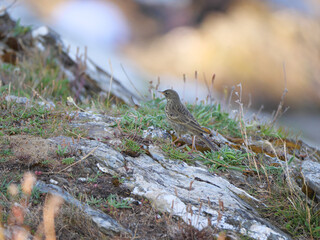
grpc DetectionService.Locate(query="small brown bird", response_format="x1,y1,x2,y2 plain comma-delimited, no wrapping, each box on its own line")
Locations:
160,89,216,151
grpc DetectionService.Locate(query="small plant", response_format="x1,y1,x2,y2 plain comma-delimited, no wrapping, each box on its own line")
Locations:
197,146,248,172
41,159,51,165
87,171,102,183
86,196,105,206
106,194,131,209
12,19,31,37
0,178,13,203
123,139,142,152
56,145,68,157
30,186,42,204
0,149,13,156
61,157,75,165
119,138,146,157
161,143,194,163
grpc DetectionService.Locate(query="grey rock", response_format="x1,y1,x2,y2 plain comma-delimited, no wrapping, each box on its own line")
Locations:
35,181,132,237
48,112,293,240
5,95,29,104
31,25,140,105
301,160,320,201
5,95,55,109
123,152,291,240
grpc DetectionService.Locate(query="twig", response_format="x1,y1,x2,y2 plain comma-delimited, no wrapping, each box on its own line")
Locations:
57,146,99,173
235,83,261,180
195,71,198,104
227,86,235,111
211,73,215,99
107,59,114,103
271,63,288,125
183,74,186,101
203,73,215,104
120,64,144,99
0,0,17,12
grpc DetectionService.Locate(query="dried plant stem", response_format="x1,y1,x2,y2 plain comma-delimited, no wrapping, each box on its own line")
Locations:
0,206,4,240
43,195,64,240
107,59,114,104
121,64,144,99
271,63,288,125
235,84,261,180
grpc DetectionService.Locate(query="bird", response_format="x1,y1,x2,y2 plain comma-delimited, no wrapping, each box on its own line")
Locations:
160,89,216,151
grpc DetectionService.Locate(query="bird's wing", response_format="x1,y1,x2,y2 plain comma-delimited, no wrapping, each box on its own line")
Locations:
167,104,206,134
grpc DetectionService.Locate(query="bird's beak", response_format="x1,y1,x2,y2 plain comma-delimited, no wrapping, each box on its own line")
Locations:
158,91,164,95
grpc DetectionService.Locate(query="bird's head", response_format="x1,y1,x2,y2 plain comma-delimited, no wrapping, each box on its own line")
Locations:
160,89,181,101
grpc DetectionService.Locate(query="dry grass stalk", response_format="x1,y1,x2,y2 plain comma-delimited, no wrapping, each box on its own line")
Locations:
107,59,114,104
271,63,289,126
121,64,144,99
235,84,261,180
42,195,64,240
21,172,36,196
1,172,65,240
0,206,4,240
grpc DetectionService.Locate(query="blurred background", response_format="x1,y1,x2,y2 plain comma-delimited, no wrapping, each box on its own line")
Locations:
2,0,320,147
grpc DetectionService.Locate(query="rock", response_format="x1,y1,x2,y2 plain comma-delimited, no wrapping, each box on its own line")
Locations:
4,95,55,109
35,181,132,237
124,153,291,240
31,24,140,105
48,128,292,239
0,12,140,105
301,160,320,201
5,95,29,104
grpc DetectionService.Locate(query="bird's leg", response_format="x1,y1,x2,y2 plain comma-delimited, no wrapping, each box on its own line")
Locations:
172,137,180,145
172,134,181,146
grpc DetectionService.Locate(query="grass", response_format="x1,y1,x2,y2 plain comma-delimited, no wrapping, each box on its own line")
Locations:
246,122,290,139
260,182,320,239
190,102,241,137
86,195,106,206
87,171,103,183
161,143,194,163
0,137,12,163
122,138,145,153
56,144,69,157
0,178,13,203
106,194,131,209
0,94,87,139
197,146,249,172
12,19,31,37
61,157,75,165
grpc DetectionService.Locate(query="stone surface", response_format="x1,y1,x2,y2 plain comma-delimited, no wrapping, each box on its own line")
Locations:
301,160,320,201
36,181,132,237
48,126,292,240
31,24,140,105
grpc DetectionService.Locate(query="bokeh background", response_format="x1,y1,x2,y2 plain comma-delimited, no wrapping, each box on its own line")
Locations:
2,0,320,147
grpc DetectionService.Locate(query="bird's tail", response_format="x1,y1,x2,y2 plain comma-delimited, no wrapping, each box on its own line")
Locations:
198,134,217,151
